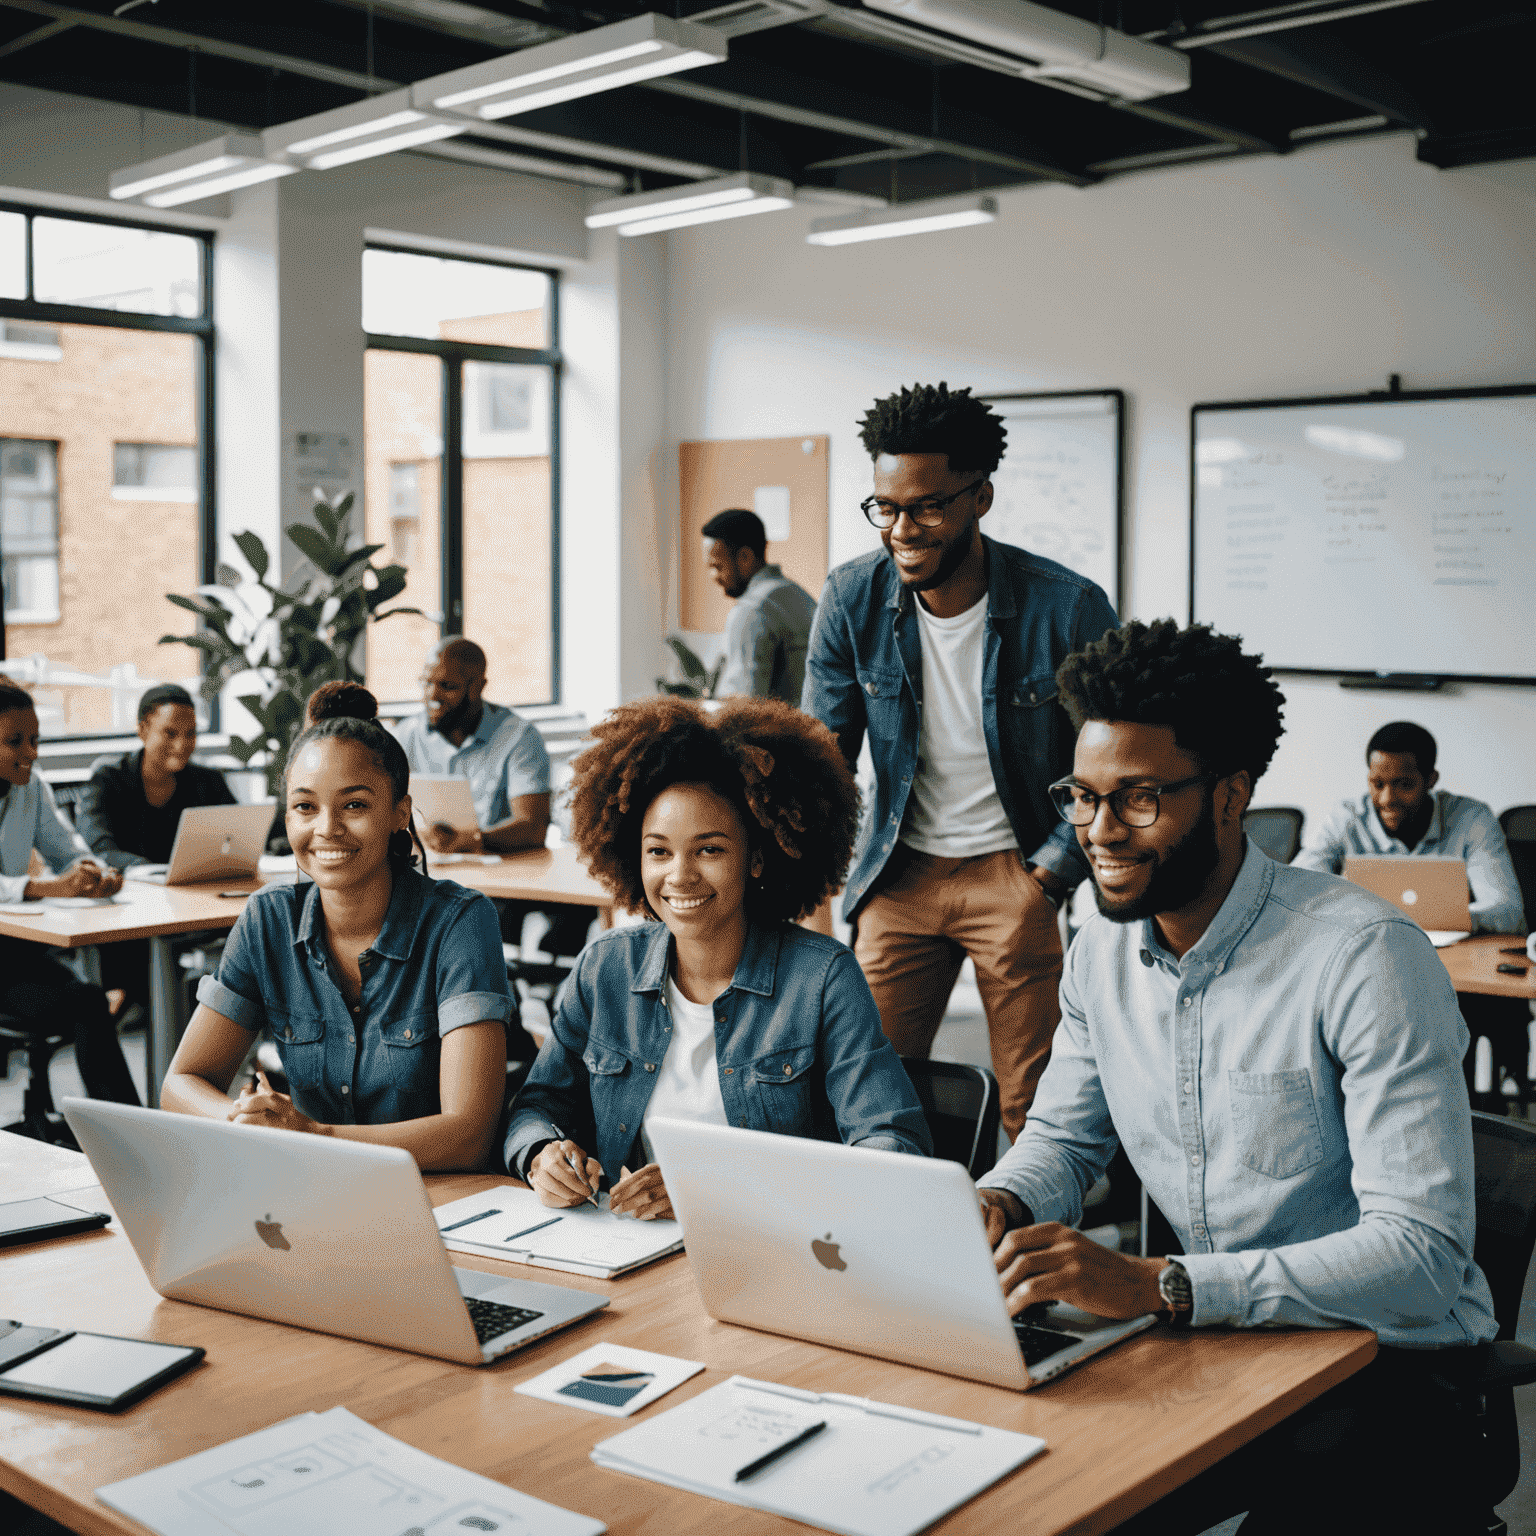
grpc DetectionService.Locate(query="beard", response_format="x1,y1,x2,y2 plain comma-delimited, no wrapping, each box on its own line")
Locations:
430,694,480,739
1093,795,1222,925
889,519,976,592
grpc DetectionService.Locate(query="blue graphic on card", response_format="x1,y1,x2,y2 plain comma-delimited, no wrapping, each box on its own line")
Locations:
557,1363,656,1409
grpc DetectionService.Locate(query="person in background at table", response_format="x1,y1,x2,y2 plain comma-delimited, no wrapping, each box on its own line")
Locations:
702,507,818,706
802,382,1118,1140
974,621,1495,1535
161,688,512,1171
394,637,550,856
507,696,931,1219
73,682,236,1021
1293,720,1524,935
0,680,140,1106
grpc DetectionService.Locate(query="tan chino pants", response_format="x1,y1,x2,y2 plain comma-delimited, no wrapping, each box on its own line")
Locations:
853,847,1063,1141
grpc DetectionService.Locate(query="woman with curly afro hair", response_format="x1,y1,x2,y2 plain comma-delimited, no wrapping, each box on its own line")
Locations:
505,695,930,1218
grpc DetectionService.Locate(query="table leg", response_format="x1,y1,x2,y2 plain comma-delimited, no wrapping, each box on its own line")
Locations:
146,936,185,1109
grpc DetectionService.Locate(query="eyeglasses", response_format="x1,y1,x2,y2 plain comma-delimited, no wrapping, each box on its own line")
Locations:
1048,774,1213,829
860,477,985,531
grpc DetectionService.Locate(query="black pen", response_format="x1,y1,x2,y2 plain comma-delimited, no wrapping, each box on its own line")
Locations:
548,1121,601,1209
734,1421,828,1483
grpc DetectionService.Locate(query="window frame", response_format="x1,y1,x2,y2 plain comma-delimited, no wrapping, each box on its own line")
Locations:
364,241,562,707
0,201,216,679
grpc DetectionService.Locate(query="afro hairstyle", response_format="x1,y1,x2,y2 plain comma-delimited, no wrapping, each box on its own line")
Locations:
857,382,1008,475
569,695,860,923
1055,619,1287,786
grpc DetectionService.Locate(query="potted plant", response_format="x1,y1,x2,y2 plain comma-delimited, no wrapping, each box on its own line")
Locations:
656,636,723,700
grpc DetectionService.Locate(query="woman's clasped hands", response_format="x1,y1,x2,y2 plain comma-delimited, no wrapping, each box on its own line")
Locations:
228,1068,327,1135
528,1138,675,1221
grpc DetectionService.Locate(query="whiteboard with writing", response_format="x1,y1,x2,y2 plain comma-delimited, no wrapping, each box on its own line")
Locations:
982,391,1122,610
1192,391,1536,680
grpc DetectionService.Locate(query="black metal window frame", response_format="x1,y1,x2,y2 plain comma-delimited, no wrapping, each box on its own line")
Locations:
0,200,217,674
364,241,562,707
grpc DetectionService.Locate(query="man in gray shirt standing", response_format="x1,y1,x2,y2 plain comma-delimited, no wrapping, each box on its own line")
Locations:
702,508,817,705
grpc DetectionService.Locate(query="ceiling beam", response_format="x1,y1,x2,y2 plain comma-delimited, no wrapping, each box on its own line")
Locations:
1156,0,1433,49
0,17,73,60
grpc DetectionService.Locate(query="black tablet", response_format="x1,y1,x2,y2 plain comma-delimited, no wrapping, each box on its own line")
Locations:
0,1197,112,1247
0,1327,204,1411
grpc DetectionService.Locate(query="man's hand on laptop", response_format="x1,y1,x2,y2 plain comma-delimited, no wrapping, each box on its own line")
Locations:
228,1068,328,1136
978,1187,1030,1246
609,1163,674,1222
993,1222,1166,1320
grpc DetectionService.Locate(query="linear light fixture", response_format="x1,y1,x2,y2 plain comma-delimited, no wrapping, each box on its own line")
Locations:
416,13,727,122
262,89,467,171
585,172,795,236
109,134,298,207
806,193,998,246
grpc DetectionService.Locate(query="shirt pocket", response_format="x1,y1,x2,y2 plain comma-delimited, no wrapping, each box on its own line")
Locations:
748,1044,818,1134
380,1011,441,1093
1228,1069,1324,1180
855,665,904,725
1006,672,1062,765
584,1042,634,1101
269,1008,326,1090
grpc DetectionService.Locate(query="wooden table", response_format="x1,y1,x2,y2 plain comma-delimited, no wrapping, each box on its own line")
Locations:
0,1133,1375,1536
1440,934,1536,1000
0,879,260,1107
430,845,617,927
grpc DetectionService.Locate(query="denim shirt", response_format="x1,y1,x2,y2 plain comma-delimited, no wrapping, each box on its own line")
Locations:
980,840,1497,1348
505,919,932,1179
197,868,513,1127
802,535,1119,920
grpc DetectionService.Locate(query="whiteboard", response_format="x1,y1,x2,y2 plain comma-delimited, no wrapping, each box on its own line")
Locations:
1192,390,1536,681
982,391,1122,610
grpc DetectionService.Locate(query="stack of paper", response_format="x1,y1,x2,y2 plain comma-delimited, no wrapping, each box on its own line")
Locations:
97,1404,606,1536
591,1375,1044,1536
434,1185,683,1279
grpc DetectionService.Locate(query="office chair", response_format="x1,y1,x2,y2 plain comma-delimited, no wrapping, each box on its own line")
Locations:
1461,1111,1536,1534
1498,805,1536,930
1242,806,1304,865
900,1058,1001,1179
0,1014,77,1148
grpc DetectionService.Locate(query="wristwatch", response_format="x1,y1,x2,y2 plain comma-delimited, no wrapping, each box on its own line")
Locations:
1157,1258,1193,1327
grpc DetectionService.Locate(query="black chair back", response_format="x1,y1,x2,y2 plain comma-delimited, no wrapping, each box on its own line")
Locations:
1471,1111,1536,1340
900,1058,1001,1179
1242,806,1304,864
1498,805,1536,932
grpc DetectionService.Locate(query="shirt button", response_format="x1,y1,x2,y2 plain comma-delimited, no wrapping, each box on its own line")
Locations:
783,1064,792,1075
404,1029,412,1040
341,1085,349,1095
348,1035,355,1044
619,1123,626,1132
1183,997,1193,1008
645,1063,655,1072
1183,1080,1192,1094
724,1068,733,1075
1194,1225,1206,1237
1190,1154,1202,1166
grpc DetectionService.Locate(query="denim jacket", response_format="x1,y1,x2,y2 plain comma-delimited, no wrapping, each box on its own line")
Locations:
802,535,1119,920
504,919,932,1179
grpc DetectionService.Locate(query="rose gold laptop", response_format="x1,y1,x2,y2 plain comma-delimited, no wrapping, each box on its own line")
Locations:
1342,855,1471,943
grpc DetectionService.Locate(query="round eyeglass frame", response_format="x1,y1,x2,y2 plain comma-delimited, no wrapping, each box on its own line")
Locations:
859,477,986,531
1048,773,1215,829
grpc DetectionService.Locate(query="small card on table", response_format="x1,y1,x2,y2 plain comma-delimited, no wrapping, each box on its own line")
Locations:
515,1343,705,1419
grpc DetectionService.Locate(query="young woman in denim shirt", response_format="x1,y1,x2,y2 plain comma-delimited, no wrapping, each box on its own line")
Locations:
161,691,513,1171
506,697,931,1220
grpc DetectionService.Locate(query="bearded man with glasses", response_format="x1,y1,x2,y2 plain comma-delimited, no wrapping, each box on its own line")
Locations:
802,382,1117,1138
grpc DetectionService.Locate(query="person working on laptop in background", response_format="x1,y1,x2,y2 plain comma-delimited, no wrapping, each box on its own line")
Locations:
803,383,1118,1140
161,688,512,1171
0,681,141,1107
702,508,818,705
74,682,237,1023
507,696,931,1220
1293,719,1524,934
974,621,1495,1535
395,637,550,856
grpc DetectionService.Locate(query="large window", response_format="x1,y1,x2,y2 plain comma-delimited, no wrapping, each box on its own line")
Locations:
363,247,559,708
0,204,213,735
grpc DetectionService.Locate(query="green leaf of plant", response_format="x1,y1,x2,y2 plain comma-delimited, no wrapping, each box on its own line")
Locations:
334,544,385,578
334,490,355,519
165,593,226,619
367,568,408,606
312,501,339,540
286,522,341,574
665,636,707,682
233,530,269,580
373,604,426,623
215,562,243,588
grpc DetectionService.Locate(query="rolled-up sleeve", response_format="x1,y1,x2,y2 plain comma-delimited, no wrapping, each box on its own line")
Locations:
1293,801,1352,874
194,903,270,1033
1463,801,1525,934
504,721,551,800
434,893,513,1034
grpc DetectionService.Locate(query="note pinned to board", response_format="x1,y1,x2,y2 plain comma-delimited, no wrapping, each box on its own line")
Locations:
97,1404,606,1536
753,485,791,542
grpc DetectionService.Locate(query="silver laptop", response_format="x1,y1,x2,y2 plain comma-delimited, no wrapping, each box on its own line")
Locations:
647,1119,1156,1391
410,773,479,834
123,803,274,886
1342,854,1471,941
61,1100,608,1366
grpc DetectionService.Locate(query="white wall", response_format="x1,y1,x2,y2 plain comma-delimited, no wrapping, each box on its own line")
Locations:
661,133,1536,830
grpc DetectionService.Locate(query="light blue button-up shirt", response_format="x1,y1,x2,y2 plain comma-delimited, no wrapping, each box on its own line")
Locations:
979,839,1497,1348
394,702,551,828
0,777,89,902
1294,790,1525,935
718,563,819,705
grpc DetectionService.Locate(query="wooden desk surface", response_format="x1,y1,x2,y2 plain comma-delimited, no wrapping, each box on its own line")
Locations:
0,880,258,949
431,845,616,916
1440,934,1536,999
0,1133,1375,1536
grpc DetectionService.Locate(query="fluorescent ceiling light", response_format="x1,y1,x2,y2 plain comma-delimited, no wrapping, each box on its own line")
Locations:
110,134,296,205
618,193,794,235
417,14,727,122
263,88,468,170
806,193,997,246
586,172,793,233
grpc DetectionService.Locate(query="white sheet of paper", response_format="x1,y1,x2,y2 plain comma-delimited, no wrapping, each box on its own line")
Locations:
753,485,791,542
434,1185,683,1278
96,1404,606,1536
515,1342,706,1419
591,1375,1044,1536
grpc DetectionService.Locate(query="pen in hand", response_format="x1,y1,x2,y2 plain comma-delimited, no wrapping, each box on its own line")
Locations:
734,1421,828,1483
548,1122,601,1208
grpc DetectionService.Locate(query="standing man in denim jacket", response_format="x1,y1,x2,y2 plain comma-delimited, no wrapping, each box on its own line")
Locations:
803,384,1118,1137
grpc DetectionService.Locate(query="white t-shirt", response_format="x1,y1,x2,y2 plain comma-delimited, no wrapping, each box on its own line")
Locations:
639,974,730,1163
900,592,1018,859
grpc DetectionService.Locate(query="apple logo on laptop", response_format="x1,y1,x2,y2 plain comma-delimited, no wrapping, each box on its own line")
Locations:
811,1233,846,1272
220,836,233,856
255,1214,290,1251
1402,888,1418,905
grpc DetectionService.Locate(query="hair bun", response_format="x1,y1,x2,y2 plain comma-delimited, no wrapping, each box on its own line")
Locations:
305,680,379,725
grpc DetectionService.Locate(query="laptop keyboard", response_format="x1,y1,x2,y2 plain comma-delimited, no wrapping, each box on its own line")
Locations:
1013,1320,1081,1366
464,1297,544,1344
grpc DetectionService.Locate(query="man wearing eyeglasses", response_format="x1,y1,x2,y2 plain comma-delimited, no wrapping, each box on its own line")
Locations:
802,383,1118,1137
974,619,1494,1533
